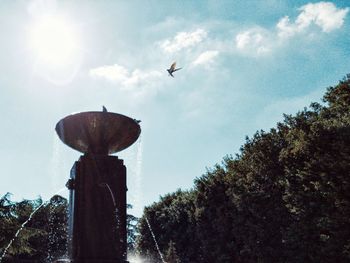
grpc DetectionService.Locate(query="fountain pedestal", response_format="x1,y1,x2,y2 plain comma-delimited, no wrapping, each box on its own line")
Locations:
55,110,140,263
68,154,127,262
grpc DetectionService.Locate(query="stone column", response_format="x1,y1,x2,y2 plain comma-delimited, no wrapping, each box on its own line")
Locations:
67,154,128,263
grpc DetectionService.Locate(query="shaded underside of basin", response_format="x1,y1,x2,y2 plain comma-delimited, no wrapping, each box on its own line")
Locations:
55,111,141,155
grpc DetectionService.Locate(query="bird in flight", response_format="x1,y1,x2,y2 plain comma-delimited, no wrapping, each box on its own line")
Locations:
167,62,182,77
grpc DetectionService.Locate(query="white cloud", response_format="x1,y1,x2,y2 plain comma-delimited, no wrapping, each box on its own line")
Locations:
124,69,162,86
89,64,162,88
235,28,272,56
298,2,349,32
90,64,129,82
277,2,349,38
160,28,207,53
192,50,219,66
276,16,299,39
235,2,349,56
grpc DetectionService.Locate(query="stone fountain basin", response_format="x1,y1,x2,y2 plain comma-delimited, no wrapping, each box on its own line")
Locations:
55,111,141,155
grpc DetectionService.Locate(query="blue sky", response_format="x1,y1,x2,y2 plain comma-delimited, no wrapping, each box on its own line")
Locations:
0,0,349,216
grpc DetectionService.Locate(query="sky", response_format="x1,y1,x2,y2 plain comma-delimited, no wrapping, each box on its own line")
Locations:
0,0,349,216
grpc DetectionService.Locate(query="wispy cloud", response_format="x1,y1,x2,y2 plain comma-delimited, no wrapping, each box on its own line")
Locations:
192,50,219,67
89,64,162,88
235,1,349,56
160,28,207,53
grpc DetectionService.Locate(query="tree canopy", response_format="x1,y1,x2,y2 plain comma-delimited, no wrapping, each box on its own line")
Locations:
0,194,68,262
136,75,350,263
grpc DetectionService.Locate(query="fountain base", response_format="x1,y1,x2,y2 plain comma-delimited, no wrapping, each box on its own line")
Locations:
67,154,128,262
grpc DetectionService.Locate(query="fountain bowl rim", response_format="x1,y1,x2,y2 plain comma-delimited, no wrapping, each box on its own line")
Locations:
55,111,141,155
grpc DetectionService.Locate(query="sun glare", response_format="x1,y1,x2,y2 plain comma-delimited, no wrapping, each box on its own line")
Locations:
28,15,80,66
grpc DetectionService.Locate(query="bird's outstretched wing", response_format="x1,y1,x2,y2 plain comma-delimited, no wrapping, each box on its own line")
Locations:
170,62,176,71
173,67,182,72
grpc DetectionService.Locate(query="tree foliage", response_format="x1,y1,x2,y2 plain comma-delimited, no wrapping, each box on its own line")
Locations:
127,204,139,253
136,75,350,262
0,194,138,262
0,194,68,262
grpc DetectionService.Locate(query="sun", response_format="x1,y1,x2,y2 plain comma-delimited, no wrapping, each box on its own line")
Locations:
28,15,81,66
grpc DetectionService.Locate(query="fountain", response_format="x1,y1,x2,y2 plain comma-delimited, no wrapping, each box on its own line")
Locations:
55,109,141,263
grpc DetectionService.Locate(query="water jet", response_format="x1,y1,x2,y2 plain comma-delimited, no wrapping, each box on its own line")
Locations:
55,110,141,263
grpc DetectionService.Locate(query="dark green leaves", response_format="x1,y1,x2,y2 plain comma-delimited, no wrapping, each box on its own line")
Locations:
137,75,350,263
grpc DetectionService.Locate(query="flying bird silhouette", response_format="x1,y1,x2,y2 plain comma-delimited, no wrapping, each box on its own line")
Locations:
167,62,182,77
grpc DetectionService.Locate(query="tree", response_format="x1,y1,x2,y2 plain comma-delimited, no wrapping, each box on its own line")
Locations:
127,204,139,253
137,74,350,262
165,240,181,263
0,195,68,262
1,195,139,262
137,190,197,263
